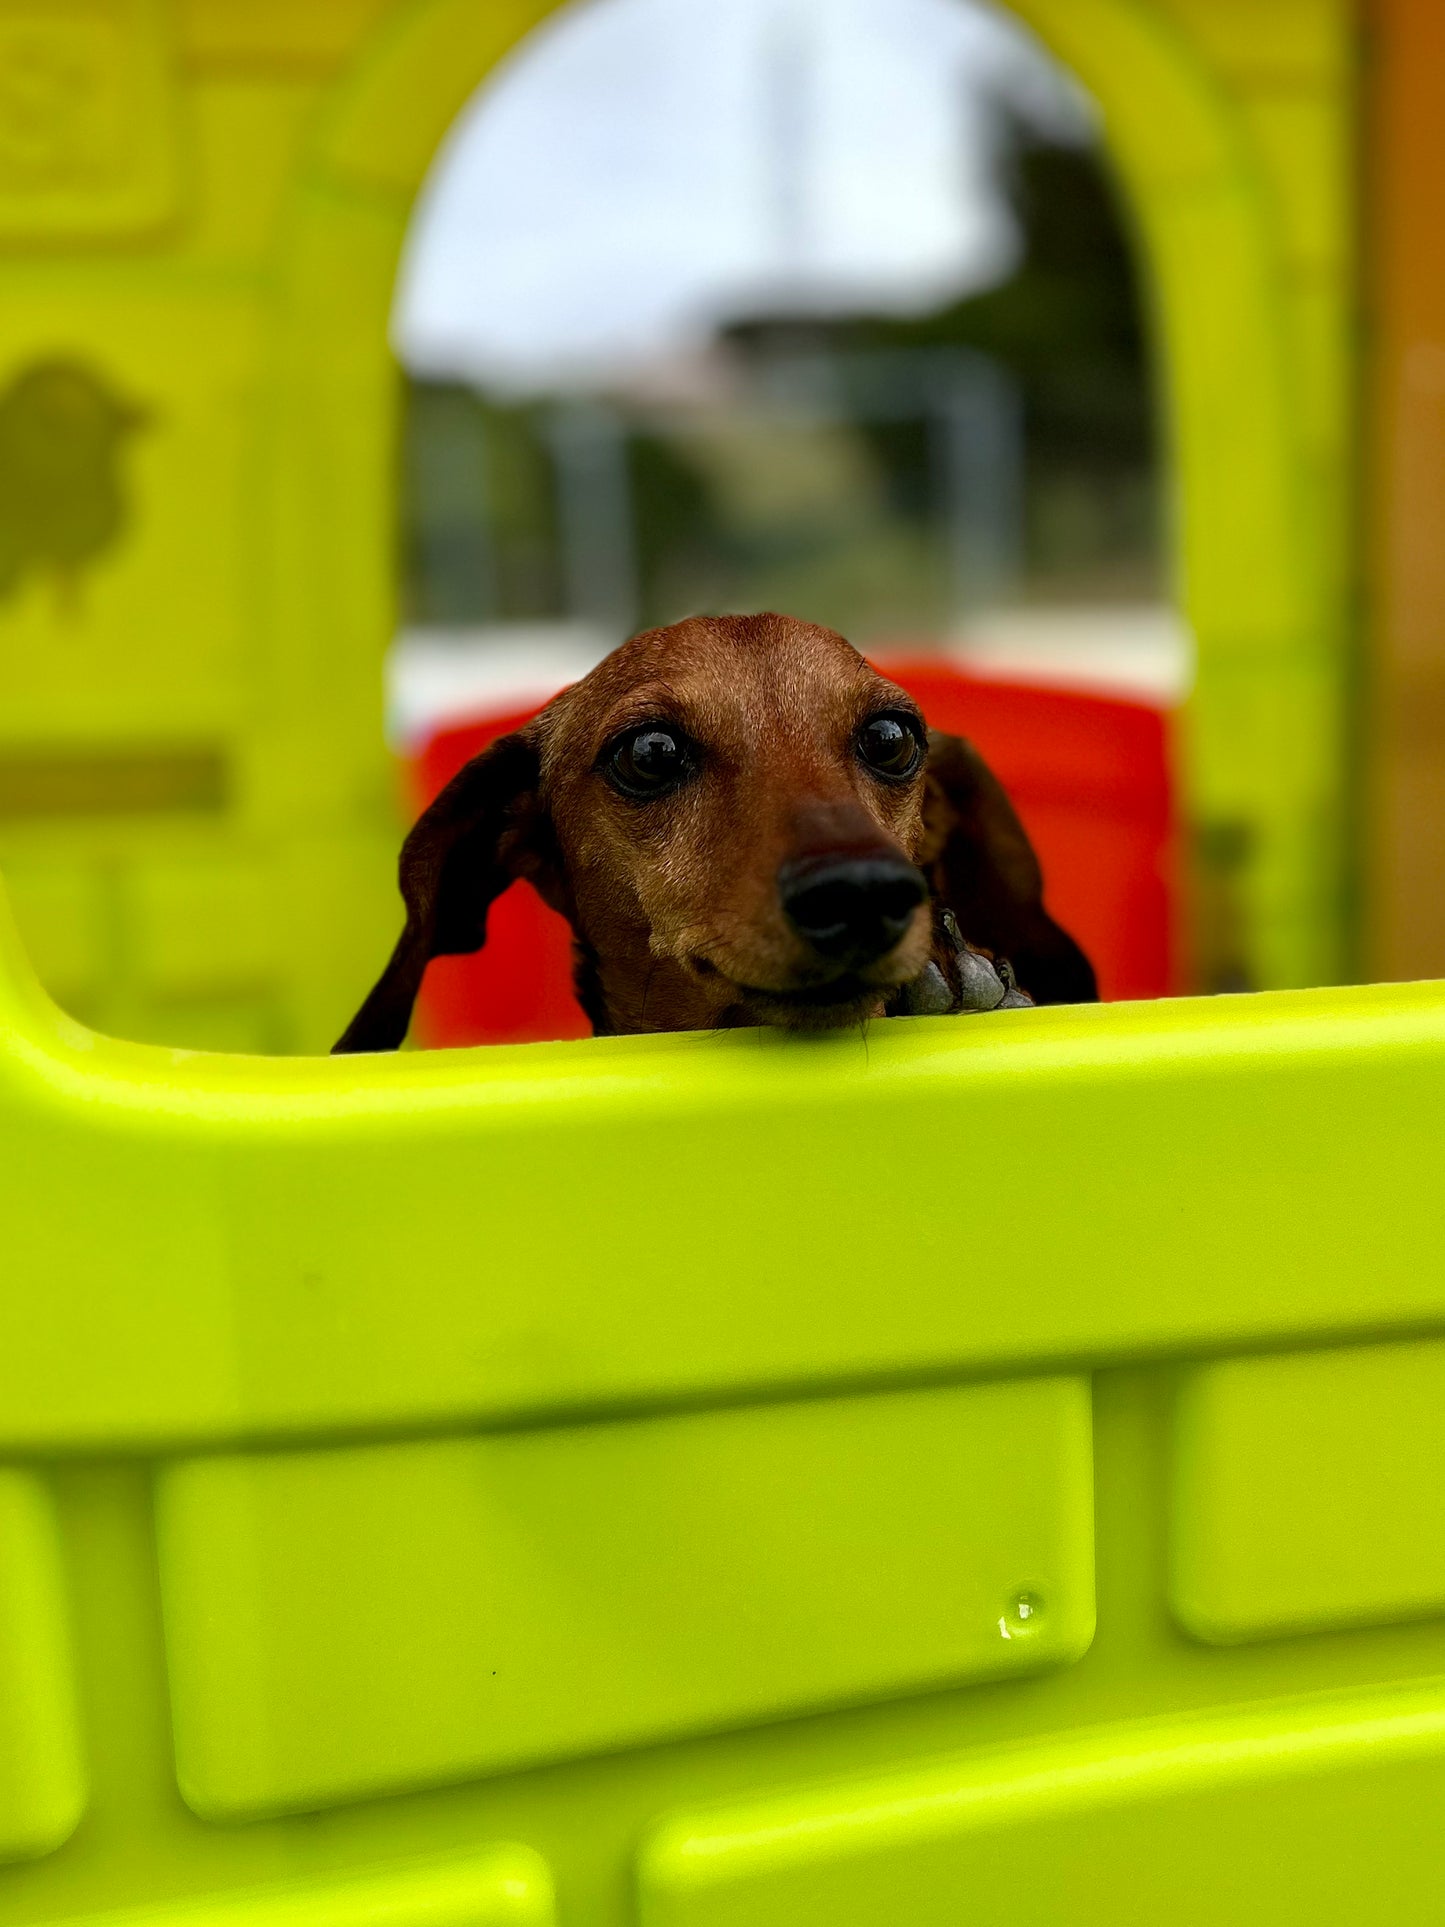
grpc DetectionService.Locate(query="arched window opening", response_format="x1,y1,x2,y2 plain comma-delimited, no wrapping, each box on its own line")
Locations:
385,0,1179,1041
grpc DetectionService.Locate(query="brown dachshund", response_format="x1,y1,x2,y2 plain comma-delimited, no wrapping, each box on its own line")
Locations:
335,613,1095,1050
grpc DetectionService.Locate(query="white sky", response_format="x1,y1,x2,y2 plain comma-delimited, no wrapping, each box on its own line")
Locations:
393,0,1091,393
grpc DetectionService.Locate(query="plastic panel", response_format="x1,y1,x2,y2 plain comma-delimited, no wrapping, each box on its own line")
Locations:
45,1850,557,1927
0,1471,84,1866
155,1380,1094,1817
639,1680,1445,1927
1171,1339,1445,1642
0,0,178,241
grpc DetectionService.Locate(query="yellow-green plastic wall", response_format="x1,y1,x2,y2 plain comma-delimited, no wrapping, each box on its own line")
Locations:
5,882,1445,1925
0,0,1353,1052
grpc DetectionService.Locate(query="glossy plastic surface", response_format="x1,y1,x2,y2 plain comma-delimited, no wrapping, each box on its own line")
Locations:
5,865,1445,1922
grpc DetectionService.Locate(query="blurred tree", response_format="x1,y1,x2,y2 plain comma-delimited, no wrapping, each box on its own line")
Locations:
829,130,1160,599
398,127,1160,633
722,126,1158,602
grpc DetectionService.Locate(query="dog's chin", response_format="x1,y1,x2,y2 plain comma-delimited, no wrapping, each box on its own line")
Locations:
718,972,904,1031
689,947,930,1030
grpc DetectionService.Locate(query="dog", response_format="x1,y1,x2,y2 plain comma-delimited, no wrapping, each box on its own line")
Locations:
335,612,1095,1051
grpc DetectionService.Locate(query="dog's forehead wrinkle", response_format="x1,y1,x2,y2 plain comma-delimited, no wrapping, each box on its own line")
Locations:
550,615,878,768
535,610,884,759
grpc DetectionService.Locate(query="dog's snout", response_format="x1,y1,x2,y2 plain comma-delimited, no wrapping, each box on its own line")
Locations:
779,854,927,966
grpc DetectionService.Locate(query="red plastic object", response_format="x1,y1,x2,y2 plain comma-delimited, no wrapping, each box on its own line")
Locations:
408,667,1176,1047
883,663,1177,1007
409,705,592,1049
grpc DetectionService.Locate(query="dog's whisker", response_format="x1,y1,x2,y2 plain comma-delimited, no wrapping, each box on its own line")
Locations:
639,955,660,1029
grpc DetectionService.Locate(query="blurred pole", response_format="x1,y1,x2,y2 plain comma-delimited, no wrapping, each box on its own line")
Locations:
404,387,498,624
547,400,638,639
933,354,1025,616
1365,0,1445,980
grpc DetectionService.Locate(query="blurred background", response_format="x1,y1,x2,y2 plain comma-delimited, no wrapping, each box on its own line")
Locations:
0,0,1432,1052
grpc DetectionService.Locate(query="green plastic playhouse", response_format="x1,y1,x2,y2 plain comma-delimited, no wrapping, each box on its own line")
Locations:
6,3,1444,1924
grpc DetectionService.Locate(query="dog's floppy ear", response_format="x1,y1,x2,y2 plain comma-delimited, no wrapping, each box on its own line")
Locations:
918,730,1097,1004
333,730,552,1053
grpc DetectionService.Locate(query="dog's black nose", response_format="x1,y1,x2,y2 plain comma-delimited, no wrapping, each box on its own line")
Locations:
779,855,927,967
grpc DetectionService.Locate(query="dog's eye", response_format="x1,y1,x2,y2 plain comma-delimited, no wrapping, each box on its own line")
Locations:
857,712,925,781
605,724,691,798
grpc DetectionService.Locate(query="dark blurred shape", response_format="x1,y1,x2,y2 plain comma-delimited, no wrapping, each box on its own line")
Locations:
1193,820,1255,995
0,358,149,608
399,382,563,626
0,749,225,820
546,399,639,634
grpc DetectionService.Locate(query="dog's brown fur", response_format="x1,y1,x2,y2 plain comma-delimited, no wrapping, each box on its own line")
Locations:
336,613,1094,1050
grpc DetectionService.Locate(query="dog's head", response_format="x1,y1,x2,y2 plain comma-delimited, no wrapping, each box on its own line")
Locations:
336,613,1094,1049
